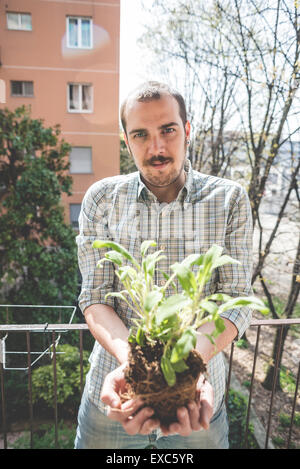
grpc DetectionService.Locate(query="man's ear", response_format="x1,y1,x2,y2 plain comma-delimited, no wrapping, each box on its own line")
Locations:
185,121,191,140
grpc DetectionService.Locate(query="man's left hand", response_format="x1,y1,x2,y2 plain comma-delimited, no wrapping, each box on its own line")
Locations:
160,377,214,436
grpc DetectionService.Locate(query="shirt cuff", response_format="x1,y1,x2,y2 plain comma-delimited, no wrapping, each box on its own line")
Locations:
220,306,252,340
78,284,115,314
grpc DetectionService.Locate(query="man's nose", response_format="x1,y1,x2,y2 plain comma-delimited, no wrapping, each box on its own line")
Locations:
148,135,165,155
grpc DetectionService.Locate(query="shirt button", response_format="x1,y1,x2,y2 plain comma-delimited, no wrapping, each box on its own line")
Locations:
160,279,166,286
160,245,166,250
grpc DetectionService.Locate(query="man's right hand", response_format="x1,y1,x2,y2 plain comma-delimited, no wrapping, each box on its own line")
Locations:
100,363,160,435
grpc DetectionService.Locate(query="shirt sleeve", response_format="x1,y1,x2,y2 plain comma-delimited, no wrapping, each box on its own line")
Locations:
76,183,115,314
217,184,254,339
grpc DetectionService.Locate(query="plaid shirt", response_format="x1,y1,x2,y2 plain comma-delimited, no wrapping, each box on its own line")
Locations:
77,159,253,416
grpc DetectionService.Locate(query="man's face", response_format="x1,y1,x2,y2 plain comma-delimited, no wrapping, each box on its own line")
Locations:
124,95,190,189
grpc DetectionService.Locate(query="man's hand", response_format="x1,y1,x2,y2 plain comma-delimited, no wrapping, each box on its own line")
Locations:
100,363,160,435
160,377,214,436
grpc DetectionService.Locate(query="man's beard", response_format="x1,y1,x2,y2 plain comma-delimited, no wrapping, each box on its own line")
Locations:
141,156,186,188
128,143,188,189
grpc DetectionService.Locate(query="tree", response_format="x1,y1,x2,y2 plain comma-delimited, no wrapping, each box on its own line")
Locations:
120,132,137,175
139,0,300,389
141,0,300,219
0,106,78,319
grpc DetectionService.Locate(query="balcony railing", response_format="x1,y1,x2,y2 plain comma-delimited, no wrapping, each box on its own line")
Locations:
1,319,300,449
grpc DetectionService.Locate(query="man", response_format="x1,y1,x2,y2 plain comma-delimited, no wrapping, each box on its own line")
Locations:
74,81,253,449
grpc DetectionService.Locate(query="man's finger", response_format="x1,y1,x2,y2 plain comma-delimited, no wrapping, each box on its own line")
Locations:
162,407,192,437
123,407,155,435
187,400,202,431
199,399,213,430
139,417,160,435
107,398,144,422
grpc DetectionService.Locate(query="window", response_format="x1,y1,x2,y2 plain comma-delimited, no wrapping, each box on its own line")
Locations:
11,81,34,97
67,17,92,48
0,80,6,104
70,147,92,174
68,83,93,112
70,204,81,230
7,12,32,31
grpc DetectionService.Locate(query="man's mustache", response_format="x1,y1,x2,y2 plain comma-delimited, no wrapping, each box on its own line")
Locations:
146,156,172,165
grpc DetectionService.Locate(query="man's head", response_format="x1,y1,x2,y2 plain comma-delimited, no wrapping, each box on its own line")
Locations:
120,81,187,137
121,81,190,197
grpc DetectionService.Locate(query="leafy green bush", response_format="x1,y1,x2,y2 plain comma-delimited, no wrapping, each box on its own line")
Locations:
279,411,300,428
227,389,259,449
12,421,76,449
32,344,90,411
279,365,296,394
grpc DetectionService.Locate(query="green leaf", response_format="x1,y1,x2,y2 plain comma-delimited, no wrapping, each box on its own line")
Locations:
118,265,137,281
104,250,124,266
181,253,205,268
92,240,139,268
159,270,177,291
140,240,156,257
171,359,189,373
199,299,218,315
143,290,163,312
104,292,127,302
204,333,216,345
170,328,197,364
156,294,191,325
136,326,145,346
212,317,226,337
220,296,269,315
161,355,176,387
170,262,197,295
204,244,223,267
143,251,166,277
207,293,233,302
212,254,241,269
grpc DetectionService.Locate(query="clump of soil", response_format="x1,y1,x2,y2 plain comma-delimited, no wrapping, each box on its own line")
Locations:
123,340,206,425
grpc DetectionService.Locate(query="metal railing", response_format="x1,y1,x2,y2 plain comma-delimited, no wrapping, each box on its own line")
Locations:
1,319,300,449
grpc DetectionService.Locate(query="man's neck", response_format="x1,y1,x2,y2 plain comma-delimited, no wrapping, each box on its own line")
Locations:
141,170,186,204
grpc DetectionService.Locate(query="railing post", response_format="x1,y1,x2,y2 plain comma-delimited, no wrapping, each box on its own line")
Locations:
26,331,34,449
52,330,58,449
287,359,300,449
0,361,7,449
79,330,84,396
265,324,284,449
225,341,235,406
244,325,261,448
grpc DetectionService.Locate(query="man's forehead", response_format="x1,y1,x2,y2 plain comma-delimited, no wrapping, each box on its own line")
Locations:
125,94,181,128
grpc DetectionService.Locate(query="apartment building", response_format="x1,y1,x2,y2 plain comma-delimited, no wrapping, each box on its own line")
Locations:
0,0,120,228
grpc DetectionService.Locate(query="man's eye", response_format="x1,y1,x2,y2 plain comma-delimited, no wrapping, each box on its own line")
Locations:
133,132,147,139
163,128,175,134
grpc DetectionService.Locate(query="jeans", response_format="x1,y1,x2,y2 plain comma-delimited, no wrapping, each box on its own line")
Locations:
74,386,229,449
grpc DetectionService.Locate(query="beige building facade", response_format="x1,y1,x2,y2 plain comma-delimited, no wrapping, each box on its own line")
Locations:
0,0,120,227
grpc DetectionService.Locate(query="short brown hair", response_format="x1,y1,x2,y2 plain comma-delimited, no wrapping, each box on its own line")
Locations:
120,81,187,136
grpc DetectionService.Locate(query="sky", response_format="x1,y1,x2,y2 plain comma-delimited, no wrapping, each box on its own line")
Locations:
119,0,154,102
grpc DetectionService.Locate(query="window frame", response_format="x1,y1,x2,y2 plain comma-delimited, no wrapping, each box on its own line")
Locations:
10,80,34,97
66,16,93,49
7,12,32,31
67,83,93,113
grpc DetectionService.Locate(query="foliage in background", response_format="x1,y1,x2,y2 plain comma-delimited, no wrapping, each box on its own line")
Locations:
227,389,258,449
120,132,137,175
32,344,90,411
0,106,78,313
10,388,261,449
12,421,76,449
